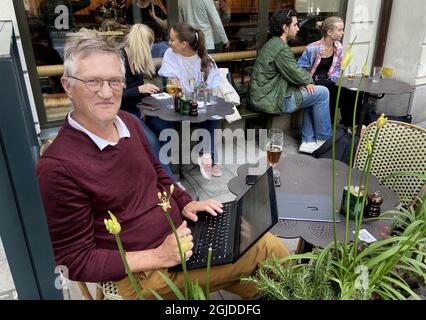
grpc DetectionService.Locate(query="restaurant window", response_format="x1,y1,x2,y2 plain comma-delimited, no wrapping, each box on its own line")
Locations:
21,0,346,128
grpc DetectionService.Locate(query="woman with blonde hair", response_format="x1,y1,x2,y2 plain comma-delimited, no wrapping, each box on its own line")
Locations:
298,16,359,124
121,23,176,180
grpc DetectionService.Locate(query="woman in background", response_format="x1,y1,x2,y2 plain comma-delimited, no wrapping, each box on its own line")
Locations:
298,16,343,121
152,23,222,180
121,23,176,180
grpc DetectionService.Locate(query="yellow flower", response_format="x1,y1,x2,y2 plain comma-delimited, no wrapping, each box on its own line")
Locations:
377,114,388,129
104,211,121,235
341,36,357,71
366,138,372,155
362,62,369,76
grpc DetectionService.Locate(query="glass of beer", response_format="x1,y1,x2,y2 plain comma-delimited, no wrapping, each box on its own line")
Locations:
266,128,284,187
166,78,180,109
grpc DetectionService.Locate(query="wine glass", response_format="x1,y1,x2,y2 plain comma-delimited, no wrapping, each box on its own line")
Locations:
166,78,179,109
266,128,284,187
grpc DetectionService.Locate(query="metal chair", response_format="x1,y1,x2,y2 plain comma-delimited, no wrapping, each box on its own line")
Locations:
77,281,122,300
354,120,426,208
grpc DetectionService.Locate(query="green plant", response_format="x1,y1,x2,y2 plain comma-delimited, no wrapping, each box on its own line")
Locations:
106,184,213,300
245,38,426,300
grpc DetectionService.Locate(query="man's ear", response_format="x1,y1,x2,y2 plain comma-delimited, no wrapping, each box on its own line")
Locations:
282,24,288,35
61,76,72,99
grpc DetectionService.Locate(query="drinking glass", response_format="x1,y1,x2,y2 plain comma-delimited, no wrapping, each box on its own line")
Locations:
166,78,179,109
372,66,382,83
347,65,357,81
266,128,284,187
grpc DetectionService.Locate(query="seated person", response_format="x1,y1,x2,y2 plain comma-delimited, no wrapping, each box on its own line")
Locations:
297,16,361,125
250,9,332,154
125,0,169,58
121,23,175,180
152,23,223,179
36,29,289,299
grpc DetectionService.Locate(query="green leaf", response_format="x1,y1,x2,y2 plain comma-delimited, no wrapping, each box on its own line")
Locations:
382,276,419,300
158,271,185,300
377,281,406,300
149,288,164,300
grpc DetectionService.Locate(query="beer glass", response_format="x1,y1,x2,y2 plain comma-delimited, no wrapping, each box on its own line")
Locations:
266,128,284,186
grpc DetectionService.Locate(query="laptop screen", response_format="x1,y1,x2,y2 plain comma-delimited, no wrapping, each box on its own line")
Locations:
238,167,278,256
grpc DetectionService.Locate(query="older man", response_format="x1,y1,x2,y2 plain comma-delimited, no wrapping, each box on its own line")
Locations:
36,29,288,299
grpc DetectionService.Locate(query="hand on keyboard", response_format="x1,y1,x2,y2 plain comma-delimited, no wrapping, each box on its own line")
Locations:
182,199,224,222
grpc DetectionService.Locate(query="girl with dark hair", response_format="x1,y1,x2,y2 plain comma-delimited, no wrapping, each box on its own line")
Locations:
148,23,222,180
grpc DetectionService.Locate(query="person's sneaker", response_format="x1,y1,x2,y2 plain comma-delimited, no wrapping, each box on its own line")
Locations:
316,140,327,148
299,142,320,154
212,164,223,177
197,154,212,180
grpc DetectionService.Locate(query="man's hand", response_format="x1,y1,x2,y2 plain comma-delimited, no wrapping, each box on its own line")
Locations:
156,221,193,267
301,84,316,95
138,83,160,94
224,41,230,49
182,199,223,222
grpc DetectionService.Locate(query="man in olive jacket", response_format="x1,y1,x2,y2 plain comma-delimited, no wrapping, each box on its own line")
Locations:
250,9,332,154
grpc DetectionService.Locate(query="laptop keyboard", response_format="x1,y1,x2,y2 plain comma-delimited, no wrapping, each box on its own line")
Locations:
191,202,235,265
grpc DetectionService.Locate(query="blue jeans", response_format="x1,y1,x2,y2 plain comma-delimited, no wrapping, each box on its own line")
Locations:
146,117,219,164
132,115,176,181
284,85,332,143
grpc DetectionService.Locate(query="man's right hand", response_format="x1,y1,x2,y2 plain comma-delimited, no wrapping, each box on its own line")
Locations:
157,221,194,267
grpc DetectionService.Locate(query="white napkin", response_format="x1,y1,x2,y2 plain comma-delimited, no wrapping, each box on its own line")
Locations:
151,93,172,100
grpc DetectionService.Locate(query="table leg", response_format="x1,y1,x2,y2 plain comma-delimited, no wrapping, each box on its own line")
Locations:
356,92,370,136
178,121,200,201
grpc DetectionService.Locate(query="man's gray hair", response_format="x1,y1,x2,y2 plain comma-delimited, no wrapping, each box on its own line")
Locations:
63,28,125,81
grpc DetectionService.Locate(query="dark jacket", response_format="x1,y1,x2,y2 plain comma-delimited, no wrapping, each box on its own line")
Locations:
249,37,312,114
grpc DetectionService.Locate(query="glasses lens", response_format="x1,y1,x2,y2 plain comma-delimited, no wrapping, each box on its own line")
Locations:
86,79,103,92
109,79,125,91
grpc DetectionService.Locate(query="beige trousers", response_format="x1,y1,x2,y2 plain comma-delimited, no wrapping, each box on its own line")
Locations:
116,233,289,300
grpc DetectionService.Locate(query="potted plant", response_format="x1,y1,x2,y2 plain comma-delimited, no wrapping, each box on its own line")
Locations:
243,39,426,300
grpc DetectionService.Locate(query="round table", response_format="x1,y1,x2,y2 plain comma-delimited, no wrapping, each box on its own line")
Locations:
141,96,234,122
228,154,400,248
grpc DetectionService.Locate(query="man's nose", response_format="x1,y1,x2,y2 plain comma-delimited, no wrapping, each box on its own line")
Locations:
97,80,114,98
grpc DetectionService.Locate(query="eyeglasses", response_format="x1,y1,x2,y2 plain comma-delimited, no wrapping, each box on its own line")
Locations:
68,76,126,92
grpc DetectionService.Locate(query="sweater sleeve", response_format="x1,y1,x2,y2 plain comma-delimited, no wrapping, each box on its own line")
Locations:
36,158,126,282
275,46,312,86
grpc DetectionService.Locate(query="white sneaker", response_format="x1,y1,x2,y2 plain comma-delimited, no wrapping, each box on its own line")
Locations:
316,140,327,148
299,142,320,154
197,154,212,180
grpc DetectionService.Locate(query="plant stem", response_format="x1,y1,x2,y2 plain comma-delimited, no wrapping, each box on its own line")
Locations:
344,74,365,251
205,248,212,299
115,234,145,300
164,212,190,299
332,72,344,259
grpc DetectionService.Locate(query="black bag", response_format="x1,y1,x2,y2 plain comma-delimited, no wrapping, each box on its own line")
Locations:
312,129,359,165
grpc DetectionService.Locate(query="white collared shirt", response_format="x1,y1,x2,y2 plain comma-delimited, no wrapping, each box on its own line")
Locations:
68,113,131,151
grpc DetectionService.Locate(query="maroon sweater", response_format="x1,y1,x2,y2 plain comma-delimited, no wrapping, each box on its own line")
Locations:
36,111,192,282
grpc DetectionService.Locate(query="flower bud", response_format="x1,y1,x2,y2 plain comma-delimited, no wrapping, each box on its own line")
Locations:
377,114,387,129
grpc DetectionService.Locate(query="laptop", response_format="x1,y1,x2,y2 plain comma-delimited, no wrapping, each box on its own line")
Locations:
277,192,341,223
170,167,278,272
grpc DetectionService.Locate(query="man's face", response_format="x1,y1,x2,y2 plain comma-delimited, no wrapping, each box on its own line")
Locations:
62,52,123,126
284,16,299,40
